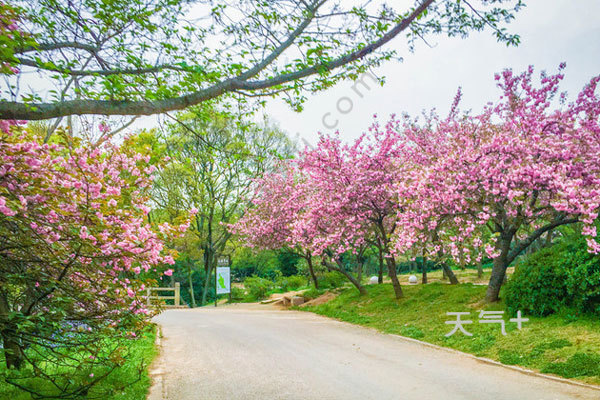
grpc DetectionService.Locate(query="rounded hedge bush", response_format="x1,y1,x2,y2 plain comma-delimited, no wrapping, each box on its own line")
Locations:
505,234,600,317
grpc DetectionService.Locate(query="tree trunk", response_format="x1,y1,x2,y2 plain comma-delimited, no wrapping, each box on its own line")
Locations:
544,229,553,247
440,263,459,285
201,262,213,306
1,330,24,369
485,235,512,302
385,256,404,299
324,257,366,295
377,248,384,284
422,255,428,284
375,222,402,298
306,255,319,289
432,239,459,285
188,264,196,308
476,260,484,279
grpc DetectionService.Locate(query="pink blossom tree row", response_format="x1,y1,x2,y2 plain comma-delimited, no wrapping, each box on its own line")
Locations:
232,65,600,302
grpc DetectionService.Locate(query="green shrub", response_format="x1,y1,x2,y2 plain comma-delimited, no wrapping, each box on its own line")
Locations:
275,275,306,291
243,276,273,300
505,233,600,317
229,286,245,302
319,271,346,289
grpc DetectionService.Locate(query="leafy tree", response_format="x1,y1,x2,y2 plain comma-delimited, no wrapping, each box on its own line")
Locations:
1,0,524,120
147,105,295,305
277,250,301,277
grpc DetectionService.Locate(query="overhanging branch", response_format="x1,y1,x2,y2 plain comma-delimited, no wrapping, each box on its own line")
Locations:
0,0,435,120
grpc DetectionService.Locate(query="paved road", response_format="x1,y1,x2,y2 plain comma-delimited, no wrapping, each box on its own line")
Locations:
148,304,599,400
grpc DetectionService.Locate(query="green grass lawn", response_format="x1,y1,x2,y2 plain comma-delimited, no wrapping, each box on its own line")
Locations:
0,325,158,399
302,282,600,385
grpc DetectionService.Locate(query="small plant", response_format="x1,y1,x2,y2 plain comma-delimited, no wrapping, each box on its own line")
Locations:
303,287,326,301
275,275,306,291
400,325,424,339
229,287,246,302
319,271,347,289
243,276,273,301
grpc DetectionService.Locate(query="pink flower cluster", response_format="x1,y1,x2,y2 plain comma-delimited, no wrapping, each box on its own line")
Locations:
0,122,179,320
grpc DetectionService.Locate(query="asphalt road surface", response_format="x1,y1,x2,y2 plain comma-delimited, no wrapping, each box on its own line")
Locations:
148,304,599,400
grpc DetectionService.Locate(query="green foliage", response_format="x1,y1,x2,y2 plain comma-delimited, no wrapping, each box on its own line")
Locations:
319,271,347,289
396,257,441,273
505,234,600,317
400,325,424,339
232,248,280,280
498,349,524,365
277,250,301,276
529,339,572,359
302,288,326,301
159,259,215,306
542,353,600,378
0,326,158,400
243,276,273,301
7,0,524,119
275,275,306,291
229,287,246,302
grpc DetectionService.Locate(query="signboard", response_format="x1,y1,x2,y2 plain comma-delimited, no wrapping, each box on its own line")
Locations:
217,256,229,267
216,267,230,294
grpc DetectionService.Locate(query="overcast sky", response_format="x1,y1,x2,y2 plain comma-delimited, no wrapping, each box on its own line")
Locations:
260,0,600,146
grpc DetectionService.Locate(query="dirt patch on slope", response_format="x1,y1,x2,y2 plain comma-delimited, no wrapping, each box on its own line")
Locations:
299,291,338,308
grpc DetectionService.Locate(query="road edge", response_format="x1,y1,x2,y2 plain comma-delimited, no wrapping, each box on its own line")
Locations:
147,324,165,400
295,307,600,393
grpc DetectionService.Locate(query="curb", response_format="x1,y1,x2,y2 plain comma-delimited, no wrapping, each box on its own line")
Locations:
296,308,600,393
147,324,166,400
388,332,600,392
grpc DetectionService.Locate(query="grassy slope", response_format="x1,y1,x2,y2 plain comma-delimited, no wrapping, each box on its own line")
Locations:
0,326,158,400
303,283,600,385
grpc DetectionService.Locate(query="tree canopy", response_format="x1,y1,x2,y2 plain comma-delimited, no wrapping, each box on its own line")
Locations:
1,0,524,120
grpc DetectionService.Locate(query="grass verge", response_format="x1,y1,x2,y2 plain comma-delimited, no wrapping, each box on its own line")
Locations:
0,325,158,400
302,283,600,385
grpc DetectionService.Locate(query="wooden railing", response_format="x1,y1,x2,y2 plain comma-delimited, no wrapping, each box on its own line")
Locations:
146,282,181,307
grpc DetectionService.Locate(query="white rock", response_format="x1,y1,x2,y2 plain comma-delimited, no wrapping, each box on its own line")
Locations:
408,275,418,284
291,296,304,306
369,276,379,284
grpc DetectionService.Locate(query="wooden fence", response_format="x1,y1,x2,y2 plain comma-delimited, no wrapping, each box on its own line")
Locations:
146,282,181,307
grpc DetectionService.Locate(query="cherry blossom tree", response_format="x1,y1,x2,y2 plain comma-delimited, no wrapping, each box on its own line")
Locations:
0,121,184,396
229,164,321,289
393,65,600,302
297,130,407,297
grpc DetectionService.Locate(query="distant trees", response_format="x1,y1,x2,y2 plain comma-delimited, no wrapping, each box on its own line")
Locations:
145,105,295,305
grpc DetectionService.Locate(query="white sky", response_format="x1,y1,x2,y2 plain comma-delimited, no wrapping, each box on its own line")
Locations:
260,0,600,146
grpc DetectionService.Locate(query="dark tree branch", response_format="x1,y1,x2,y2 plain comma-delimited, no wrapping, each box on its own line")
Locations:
506,216,579,265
